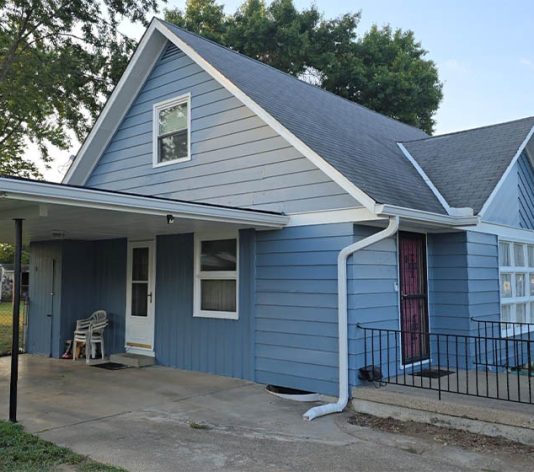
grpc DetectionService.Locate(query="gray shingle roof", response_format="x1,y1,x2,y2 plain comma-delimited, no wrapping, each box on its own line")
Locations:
402,117,534,214
163,21,447,214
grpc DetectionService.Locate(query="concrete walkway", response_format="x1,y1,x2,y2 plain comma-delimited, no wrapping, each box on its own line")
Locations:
0,355,532,471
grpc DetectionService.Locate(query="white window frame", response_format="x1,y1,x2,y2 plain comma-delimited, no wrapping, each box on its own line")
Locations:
498,239,534,337
193,231,239,320
152,93,191,167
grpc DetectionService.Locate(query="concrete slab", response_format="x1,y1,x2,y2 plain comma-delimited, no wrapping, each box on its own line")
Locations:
1,355,533,471
110,353,155,367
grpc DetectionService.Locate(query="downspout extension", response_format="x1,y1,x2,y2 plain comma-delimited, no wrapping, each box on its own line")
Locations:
303,216,400,421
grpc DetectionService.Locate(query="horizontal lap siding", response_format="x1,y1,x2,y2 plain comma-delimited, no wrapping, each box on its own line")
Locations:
154,230,255,380
86,43,357,214
255,223,353,395
349,225,399,386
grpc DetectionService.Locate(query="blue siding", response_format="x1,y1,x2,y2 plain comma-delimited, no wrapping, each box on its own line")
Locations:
518,151,534,230
255,223,353,395
154,230,255,379
85,42,357,214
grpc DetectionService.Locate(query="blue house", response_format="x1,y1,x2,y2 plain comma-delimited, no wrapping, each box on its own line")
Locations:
1,19,533,418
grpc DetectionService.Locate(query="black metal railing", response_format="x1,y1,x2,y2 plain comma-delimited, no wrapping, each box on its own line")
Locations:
357,321,534,404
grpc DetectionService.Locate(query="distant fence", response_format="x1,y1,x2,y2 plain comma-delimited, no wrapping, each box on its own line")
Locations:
0,296,28,356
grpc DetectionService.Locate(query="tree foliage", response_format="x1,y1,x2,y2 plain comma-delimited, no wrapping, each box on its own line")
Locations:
165,0,442,133
0,0,161,178
0,243,29,265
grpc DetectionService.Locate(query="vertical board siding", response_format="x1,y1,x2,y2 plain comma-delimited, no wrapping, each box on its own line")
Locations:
255,223,353,396
27,242,63,356
86,42,357,214
349,225,399,387
518,151,534,230
154,230,255,380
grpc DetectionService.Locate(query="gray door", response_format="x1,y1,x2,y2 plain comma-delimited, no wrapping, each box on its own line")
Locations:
27,254,57,355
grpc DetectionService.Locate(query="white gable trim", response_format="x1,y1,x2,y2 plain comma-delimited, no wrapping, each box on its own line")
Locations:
65,20,377,212
479,125,534,218
63,21,167,184
397,142,452,214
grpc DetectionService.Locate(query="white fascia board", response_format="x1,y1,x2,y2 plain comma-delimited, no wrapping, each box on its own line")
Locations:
397,142,452,215
154,21,377,212
63,21,166,185
463,221,534,243
378,204,480,227
287,207,380,227
0,178,288,228
479,125,534,218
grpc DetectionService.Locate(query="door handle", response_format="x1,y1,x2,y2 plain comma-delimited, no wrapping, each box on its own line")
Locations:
46,314,52,318
148,292,153,303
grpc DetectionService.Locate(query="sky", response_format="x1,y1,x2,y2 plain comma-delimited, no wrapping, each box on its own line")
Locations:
40,0,534,181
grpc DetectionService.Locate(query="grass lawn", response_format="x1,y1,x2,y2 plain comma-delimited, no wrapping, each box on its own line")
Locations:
0,420,125,472
0,301,24,355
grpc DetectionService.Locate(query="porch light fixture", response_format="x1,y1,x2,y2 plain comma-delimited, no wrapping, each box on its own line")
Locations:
166,214,175,224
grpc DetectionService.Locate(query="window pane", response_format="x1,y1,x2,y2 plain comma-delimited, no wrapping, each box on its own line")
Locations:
159,102,188,135
530,302,534,323
501,304,512,322
516,273,526,297
201,279,236,312
500,274,512,298
499,242,510,266
516,303,527,323
158,130,188,162
132,247,148,281
514,243,525,266
530,273,534,296
529,246,534,267
131,282,148,317
201,239,237,271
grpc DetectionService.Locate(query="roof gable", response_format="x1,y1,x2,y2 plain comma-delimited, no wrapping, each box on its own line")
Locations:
402,117,534,214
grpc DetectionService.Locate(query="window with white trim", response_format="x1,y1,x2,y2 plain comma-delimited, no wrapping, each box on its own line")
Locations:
194,233,239,320
153,94,191,166
499,240,534,331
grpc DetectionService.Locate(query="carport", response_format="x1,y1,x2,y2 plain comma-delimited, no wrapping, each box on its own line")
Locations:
0,175,288,422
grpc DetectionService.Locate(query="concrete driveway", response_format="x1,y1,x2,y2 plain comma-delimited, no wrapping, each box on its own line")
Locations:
0,355,530,471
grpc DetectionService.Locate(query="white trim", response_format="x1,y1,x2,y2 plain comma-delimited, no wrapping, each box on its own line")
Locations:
286,207,381,227
397,143,453,215
64,21,166,184
193,231,239,320
144,21,377,212
0,177,289,228
125,239,156,355
152,93,191,167
479,125,534,217
377,204,479,227
464,221,534,244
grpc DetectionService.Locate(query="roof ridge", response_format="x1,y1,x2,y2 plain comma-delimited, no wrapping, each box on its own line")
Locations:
158,18,428,137
400,115,534,144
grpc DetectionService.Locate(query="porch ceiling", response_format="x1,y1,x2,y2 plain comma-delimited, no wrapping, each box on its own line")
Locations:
0,177,288,244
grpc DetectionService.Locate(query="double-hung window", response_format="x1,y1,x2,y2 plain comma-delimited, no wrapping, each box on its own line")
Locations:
499,240,534,335
153,94,191,166
194,233,239,320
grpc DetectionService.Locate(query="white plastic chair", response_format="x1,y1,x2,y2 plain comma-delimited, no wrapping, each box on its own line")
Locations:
73,310,108,364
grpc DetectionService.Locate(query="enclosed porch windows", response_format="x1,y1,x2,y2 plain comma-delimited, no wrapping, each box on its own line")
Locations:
194,232,239,320
499,240,534,331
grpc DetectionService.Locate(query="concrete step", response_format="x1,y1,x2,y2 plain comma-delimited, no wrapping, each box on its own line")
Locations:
110,353,155,368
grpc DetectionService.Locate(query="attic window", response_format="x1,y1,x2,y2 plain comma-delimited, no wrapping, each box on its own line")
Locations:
153,93,191,166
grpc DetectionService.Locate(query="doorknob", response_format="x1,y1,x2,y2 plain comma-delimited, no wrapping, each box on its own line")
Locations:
148,292,153,303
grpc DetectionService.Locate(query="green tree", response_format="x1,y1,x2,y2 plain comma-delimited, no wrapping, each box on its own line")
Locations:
165,0,442,133
0,0,162,178
0,243,29,265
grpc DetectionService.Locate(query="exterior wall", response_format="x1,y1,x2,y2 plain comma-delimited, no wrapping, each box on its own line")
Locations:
27,239,127,358
255,223,353,395
484,151,534,229
86,43,358,214
154,229,255,379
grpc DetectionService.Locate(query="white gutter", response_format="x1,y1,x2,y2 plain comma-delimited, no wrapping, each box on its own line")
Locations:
303,216,400,421
376,204,479,227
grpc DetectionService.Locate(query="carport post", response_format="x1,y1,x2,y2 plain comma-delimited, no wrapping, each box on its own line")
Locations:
9,218,23,423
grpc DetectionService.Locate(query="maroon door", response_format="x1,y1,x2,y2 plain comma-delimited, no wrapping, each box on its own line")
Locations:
399,232,430,365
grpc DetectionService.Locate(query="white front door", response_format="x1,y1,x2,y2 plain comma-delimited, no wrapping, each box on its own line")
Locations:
125,240,156,355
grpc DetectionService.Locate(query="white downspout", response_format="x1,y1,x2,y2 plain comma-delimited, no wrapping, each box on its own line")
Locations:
303,216,400,421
